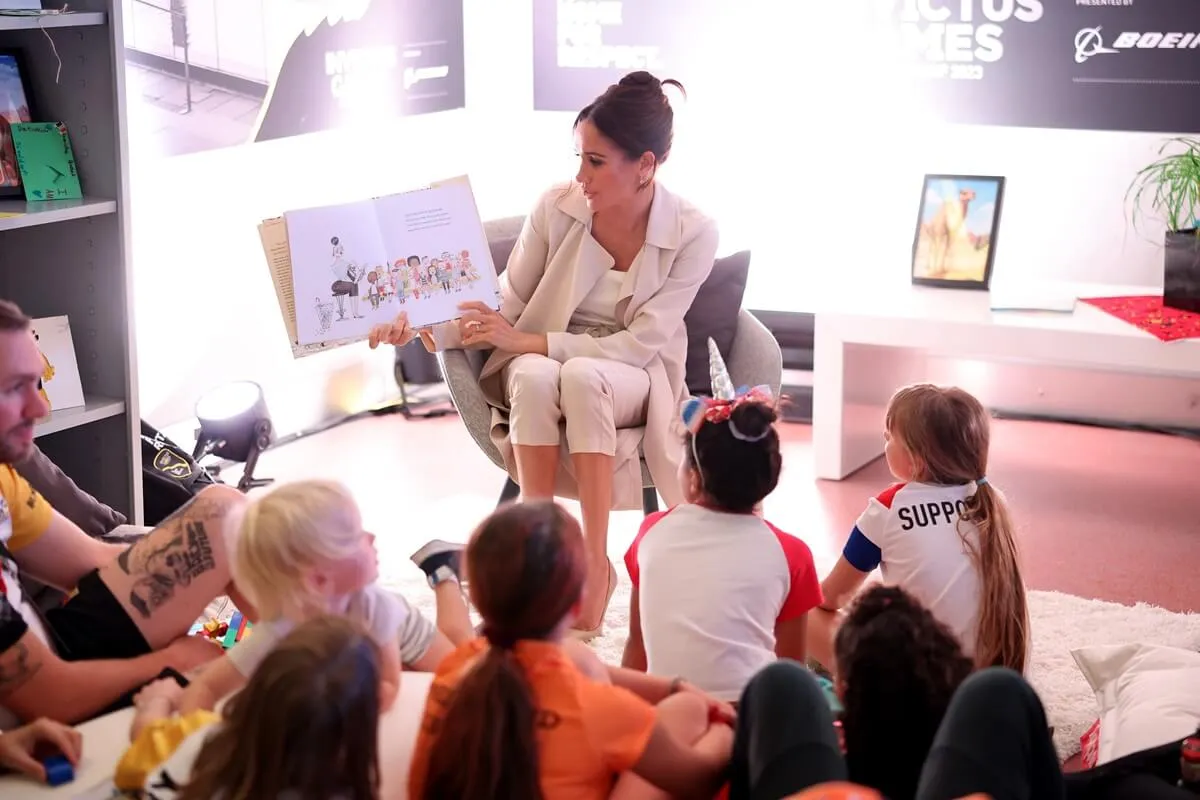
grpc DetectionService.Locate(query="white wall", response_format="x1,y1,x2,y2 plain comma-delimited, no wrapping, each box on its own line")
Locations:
128,0,1179,437
749,122,1166,308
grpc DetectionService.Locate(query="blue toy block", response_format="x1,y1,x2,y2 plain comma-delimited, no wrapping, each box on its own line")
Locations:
42,754,74,786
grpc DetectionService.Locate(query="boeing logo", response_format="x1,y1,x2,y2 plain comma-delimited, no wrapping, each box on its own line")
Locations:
1073,27,1118,62
1074,27,1200,63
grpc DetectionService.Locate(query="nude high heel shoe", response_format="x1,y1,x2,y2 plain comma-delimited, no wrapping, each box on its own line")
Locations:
569,561,618,643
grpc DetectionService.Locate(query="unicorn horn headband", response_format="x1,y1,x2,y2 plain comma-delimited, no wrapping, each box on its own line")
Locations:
679,338,774,442
708,337,736,402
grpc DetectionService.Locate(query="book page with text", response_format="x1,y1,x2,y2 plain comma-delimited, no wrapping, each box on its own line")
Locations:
373,179,501,329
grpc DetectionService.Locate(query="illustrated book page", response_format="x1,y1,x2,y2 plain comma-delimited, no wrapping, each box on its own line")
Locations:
373,178,501,328
285,180,499,347
31,315,85,410
257,216,363,358
285,198,393,347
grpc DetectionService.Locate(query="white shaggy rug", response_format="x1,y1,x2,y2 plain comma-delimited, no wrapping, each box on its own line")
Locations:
383,568,1200,761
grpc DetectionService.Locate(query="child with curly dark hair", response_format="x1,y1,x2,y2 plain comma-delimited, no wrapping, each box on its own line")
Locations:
727,585,1054,800
727,595,1192,799
621,340,822,702
834,586,974,800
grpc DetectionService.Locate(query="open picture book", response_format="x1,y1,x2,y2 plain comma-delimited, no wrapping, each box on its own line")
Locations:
259,176,501,357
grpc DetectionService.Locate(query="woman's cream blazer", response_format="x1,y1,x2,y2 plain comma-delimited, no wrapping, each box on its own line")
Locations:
433,180,719,509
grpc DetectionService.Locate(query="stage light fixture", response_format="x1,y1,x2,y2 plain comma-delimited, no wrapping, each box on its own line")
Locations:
193,380,274,492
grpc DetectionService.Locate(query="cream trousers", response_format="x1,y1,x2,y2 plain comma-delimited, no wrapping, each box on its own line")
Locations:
504,354,650,456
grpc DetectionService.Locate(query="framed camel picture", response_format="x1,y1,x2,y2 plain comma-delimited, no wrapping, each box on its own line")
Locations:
911,174,1005,290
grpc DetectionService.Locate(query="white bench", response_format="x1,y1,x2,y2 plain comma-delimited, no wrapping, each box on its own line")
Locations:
813,283,1200,480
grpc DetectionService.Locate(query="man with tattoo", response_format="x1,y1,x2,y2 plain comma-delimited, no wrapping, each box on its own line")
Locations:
0,299,249,728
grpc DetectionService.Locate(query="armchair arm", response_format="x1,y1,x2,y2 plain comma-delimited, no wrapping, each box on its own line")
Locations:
436,349,506,470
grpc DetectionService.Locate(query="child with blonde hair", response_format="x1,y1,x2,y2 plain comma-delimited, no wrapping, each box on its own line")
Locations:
174,479,462,714
808,383,1029,675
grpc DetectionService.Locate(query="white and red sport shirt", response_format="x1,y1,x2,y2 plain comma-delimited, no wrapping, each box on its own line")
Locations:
625,504,823,701
842,482,983,657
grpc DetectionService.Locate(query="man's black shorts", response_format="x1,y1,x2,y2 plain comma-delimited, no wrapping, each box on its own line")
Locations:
43,569,189,718
44,568,151,662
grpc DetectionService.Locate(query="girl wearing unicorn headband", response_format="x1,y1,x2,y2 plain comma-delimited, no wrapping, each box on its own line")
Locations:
621,339,824,702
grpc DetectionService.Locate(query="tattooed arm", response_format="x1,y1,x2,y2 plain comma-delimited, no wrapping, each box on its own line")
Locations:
101,486,243,652
0,629,182,725
11,509,125,591
20,485,241,595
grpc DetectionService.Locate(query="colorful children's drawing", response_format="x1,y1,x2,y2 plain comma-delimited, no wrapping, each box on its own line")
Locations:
382,249,485,302
283,180,501,347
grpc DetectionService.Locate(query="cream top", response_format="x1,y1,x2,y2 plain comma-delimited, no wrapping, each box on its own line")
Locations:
570,269,624,329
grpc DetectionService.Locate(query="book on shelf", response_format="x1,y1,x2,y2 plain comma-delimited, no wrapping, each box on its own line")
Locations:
259,175,500,358
10,121,82,202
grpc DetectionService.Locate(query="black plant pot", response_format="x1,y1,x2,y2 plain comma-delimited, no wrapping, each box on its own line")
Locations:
1164,229,1200,313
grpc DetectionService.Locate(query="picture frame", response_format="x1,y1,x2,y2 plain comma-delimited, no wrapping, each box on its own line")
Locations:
0,48,36,199
911,173,1005,290
30,315,85,413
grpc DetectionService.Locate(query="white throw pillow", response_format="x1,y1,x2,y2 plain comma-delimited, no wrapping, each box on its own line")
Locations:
1072,642,1200,766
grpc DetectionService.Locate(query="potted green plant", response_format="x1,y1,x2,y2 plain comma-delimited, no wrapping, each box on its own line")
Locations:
1126,136,1200,313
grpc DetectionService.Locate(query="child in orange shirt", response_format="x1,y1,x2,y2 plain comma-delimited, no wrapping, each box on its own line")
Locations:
408,500,734,800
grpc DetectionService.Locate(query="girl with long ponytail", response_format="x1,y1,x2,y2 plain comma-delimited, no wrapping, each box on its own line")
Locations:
408,501,734,800
807,383,1029,675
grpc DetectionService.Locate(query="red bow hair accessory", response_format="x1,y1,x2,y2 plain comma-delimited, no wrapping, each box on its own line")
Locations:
680,385,775,438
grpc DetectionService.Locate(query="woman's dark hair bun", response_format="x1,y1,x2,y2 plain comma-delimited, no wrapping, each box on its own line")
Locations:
575,71,685,167
616,71,686,101
618,70,658,89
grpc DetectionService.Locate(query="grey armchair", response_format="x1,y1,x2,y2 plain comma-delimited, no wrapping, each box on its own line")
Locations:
436,307,783,514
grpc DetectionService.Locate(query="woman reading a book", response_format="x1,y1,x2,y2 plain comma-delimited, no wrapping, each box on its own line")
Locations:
369,70,720,639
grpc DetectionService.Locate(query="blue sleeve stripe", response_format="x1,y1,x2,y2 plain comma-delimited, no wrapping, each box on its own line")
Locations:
843,525,882,573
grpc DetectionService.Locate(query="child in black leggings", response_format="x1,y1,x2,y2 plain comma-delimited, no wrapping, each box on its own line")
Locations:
729,663,1194,800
